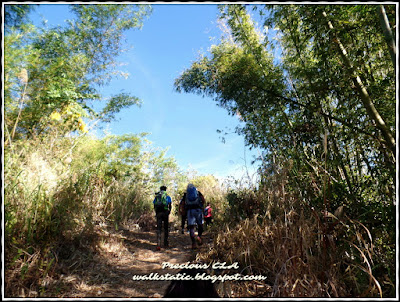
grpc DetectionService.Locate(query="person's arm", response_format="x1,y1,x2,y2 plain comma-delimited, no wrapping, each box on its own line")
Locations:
167,196,172,212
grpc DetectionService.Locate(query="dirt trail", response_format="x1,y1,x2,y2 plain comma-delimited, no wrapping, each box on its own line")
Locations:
56,224,213,298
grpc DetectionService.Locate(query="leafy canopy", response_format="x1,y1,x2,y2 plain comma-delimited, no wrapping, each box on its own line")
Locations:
4,4,152,140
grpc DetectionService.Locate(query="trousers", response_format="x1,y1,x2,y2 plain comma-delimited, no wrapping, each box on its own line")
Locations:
156,211,169,246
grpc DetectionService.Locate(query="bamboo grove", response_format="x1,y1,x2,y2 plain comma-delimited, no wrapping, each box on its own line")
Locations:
175,4,396,297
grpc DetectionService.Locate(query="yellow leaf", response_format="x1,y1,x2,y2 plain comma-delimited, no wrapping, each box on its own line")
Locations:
50,111,61,121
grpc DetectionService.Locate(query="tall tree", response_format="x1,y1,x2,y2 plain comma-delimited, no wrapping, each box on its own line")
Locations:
175,3,396,224
4,4,152,142
175,5,396,295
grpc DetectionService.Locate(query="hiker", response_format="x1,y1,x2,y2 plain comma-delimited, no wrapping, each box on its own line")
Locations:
204,203,213,227
153,185,172,250
185,184,205,249
179,192,188,234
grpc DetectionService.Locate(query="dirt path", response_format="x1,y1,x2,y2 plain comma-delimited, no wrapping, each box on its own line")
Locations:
55,224,213,298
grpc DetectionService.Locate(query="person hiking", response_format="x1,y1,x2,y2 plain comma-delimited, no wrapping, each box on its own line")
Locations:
204,203,213,227
153,185,172,250
179,192,188,234
185,184,204,249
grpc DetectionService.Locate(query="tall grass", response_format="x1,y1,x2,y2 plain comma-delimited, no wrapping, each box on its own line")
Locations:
198,175,390,298
4,134,154,297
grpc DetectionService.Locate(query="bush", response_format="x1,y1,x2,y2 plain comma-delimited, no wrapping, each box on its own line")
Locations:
198,184,390,298
3,132,169,297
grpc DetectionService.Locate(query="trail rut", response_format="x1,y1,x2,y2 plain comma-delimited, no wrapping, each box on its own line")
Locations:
55,224,212,298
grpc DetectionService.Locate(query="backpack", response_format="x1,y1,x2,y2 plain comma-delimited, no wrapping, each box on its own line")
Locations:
154,191,168,212
185,186,201,208
179,196,187,216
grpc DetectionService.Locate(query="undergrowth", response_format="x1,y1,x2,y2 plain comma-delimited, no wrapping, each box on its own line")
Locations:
198,181,393,298
4,134,157,297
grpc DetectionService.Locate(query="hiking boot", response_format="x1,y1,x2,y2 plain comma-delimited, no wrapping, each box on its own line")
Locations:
196,236,203,246
181,229,184,234
156,246,161,251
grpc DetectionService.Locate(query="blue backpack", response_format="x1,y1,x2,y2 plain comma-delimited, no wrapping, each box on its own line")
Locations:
186,186,201,208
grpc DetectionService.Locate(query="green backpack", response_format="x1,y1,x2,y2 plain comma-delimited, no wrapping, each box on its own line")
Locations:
155,191,168,212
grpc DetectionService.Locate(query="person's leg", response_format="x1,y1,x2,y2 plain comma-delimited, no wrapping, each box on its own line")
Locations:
184,214,188,231
195,208,204,245
181,214,186,234
163,212,169,247
156,212,162,249
187,209,197,248
189,226,196,244
198,223,204,240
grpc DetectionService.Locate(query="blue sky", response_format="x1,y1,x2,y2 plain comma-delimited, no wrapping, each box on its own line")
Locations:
30,3,261,180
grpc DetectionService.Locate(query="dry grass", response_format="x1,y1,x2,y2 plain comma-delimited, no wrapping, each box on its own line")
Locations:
3,135,154,298
4,220,134,298
198,192,381,298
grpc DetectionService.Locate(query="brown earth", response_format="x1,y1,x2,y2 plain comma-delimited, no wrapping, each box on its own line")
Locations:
7,218,271,298
48,222,214,298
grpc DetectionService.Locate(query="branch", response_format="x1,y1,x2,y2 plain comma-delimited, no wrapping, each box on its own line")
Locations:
10,77,29,142
322,11,396,156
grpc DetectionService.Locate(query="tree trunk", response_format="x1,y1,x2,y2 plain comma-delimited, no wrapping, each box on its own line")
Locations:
377,5,396,70
322,11,396,156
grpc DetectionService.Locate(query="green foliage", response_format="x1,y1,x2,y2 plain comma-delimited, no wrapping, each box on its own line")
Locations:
4,126,186,297
67,4,152,84
4,4,152,141
101,93,142,123
225,188,262,223
3,130,183,259
175,4,396,297
4,4,37,30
